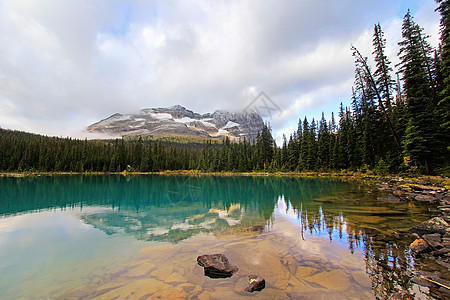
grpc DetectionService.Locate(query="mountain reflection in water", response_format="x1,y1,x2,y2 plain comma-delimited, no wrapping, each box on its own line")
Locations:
0,175,437,298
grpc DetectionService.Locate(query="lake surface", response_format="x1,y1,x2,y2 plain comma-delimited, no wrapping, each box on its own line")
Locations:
0,175,436,299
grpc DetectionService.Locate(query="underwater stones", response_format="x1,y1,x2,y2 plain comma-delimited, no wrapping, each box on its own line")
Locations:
94,278,170,300
233,277,251,293
210,290,239,299
377,195,401,202
176,283,198,293
410,239,429,254
306,269,351,291
213,283,234,292
261,288,289,299
410,184,445,192
190,284,203,296
393,190,404,196
422,233,442,248
164,272,187,284
196,255,265,294
106,265,128,279
406,216,450,298
197,254,238,278
93,282,125,296
295,266,318,279
151,265,174,281
433,248,450,257
252,254,289,289
123,261,156,278
149,286,187,300
197,291,211,300
415,194,437,202
243,275,265,292
408,217,449,236
350,271,372,288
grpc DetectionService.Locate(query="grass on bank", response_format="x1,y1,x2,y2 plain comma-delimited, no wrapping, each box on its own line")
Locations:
1,169,449,187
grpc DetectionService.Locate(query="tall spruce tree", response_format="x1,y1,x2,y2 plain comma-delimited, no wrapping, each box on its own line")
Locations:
317,112,330,170
436,0,450,151
372,23,404,169
352,45,401,149
298,117,310,170
354,66,377,166
256,124,274,170
328,112,338,169
397,10,441,173
373,23,396,110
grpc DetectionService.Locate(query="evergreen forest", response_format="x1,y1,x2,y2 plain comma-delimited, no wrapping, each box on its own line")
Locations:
1,6,449,175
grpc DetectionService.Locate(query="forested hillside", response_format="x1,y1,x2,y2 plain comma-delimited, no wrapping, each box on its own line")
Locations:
280,7,449,175
1,6,449,175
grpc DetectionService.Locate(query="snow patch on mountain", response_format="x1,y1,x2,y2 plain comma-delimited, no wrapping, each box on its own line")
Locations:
87,105,263,141
221,121,240,129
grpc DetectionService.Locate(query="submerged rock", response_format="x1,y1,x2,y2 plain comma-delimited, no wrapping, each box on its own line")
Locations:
410,238,429,254
306,269,351,291
197,254,238,278
422,233,442,248
393,190,404,197
377,195,401,202
433,248,450,257
244,275,265,292
415,194,437,202
408,217,449,235
411,271,450,294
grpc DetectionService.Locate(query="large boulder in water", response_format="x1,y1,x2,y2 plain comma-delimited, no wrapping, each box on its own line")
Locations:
408,217,449,235
197,254,238,278
244,275,265,292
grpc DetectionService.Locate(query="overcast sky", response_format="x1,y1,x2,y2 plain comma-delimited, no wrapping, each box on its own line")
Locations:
0,0,441,143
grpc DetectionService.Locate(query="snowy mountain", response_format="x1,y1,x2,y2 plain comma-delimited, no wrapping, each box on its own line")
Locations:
86,105,264,141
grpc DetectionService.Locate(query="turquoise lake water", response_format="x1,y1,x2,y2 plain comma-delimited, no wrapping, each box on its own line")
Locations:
0,175,436,299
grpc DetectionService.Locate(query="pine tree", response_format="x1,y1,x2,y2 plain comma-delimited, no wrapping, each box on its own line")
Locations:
373,23,396,110
352,45,401,149
335,104,347,169
397,10,442,173
436,0,450,151
281,134,288,170
317,112,330,170
308,118,318,170
298,117,310,170
328,112,337,169
353,71,376,167
259,124,274,169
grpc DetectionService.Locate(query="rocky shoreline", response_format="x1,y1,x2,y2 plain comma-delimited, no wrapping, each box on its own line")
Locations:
362,177,450,298
365,177,450,222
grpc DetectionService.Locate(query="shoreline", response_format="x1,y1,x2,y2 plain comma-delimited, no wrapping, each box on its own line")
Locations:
2,170,449,195
0,169,448,179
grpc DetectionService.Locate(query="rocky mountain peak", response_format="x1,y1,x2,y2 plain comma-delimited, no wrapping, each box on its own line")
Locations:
169,104,187,110
87,105,263,141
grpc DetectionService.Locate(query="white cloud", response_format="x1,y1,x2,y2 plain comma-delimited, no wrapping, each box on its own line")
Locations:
0,0,441,139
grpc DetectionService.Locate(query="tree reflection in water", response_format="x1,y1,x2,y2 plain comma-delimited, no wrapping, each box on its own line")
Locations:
0,175,442,298
288,198,419,299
